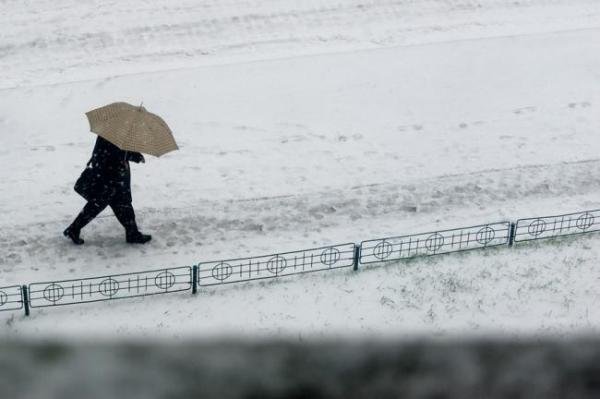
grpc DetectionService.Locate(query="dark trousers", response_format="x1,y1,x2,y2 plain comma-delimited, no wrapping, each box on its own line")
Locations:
70,200,138,235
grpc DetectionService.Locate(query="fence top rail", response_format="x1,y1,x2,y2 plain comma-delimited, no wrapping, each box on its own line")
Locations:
28,266,192,287
516,209,600,223
360,221,511,245
0,285,22,290
0,284,23,290
197,242,357,265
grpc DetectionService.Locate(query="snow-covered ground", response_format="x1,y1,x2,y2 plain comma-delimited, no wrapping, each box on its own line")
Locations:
1,0,600,339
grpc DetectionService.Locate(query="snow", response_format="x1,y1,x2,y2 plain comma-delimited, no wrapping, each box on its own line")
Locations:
1,0,600,339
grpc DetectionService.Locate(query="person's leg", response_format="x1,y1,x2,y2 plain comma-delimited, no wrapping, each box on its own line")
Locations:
110,202,138,235
110,202,152,244
64,200,108,244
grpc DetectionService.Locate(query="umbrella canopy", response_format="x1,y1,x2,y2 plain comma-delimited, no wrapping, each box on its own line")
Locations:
85,102,178,157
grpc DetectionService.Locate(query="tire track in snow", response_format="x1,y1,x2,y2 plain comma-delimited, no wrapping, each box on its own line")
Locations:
3,0,600,88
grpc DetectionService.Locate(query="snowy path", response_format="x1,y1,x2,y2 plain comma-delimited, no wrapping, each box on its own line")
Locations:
1,0,600,338
2,157,600,281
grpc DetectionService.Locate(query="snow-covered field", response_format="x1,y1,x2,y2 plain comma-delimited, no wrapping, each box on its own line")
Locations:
1,0,600,339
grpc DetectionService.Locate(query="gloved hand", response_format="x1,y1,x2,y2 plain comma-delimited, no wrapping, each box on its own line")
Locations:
128,152,145,163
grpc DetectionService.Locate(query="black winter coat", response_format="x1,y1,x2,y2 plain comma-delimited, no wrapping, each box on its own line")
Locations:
80,136,144,204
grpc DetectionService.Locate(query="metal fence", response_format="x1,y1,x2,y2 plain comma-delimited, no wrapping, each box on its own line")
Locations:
0,285,24,312
360,222,511,264
197,243,357,287
28,267,192,308
514,209,600,243
1,208,599,317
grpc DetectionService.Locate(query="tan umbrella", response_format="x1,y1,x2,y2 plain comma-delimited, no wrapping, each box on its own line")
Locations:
85,102,178,157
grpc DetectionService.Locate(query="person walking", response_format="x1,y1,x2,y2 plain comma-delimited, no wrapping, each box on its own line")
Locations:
64,136,151,244
63,102,178,245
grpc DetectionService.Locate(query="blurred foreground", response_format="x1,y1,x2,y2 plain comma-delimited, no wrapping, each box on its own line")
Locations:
2,337,600,398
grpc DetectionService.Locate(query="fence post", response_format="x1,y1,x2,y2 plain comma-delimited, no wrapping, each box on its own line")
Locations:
192,265,198,294
508,222,517,246
22,285,30,317
353,245,360,271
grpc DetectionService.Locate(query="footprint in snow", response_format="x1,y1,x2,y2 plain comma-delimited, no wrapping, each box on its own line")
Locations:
513,106,536,115
568,101,591,109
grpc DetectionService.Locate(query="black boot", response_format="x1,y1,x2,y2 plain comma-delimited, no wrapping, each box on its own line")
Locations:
63,227,84,245
111,203,151,244
64,201,107,245
126,231,152,244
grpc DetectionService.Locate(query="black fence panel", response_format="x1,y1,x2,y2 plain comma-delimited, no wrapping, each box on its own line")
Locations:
28,267,192,308
0,208,594,317
514,209,600,243
0,285,23,312
197,243,356,287
360,222,511,265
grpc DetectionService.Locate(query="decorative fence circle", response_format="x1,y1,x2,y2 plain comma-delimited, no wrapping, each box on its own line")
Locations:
43,283,64,303
528,219,546,237
155,271,176,290
98,278,119,297
576,213,594,231
425,233,444,253
267,256,287,274
373,240,393,260
476,226,495,245
320,247,341,266
212,263,233,281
